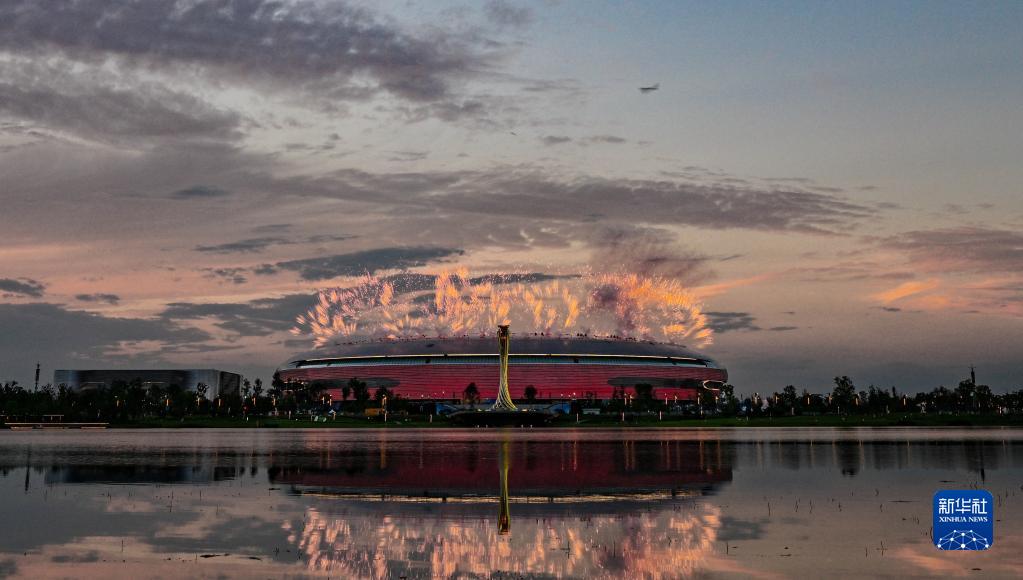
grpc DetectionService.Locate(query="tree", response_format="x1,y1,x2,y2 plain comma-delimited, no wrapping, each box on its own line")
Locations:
196,382,208,412
463,382,480,406
633,383,654,410
347,378,369,410
832,376,856,413
780,385,798,414
523,385,538,403
608,385,627,411
251,379,264,413
716,384,738,415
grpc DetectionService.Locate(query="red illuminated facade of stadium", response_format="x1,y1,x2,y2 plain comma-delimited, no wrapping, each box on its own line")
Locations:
277,335,727,401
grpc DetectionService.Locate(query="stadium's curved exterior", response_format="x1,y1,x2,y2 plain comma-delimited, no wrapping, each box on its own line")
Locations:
277,335,727,401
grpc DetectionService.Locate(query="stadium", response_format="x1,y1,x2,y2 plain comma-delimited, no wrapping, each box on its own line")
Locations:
276,334,727,402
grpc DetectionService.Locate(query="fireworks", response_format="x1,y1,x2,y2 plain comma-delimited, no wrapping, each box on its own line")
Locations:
291,269,712,347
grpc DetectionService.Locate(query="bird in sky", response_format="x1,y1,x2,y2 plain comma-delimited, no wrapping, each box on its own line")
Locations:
639,83,660,93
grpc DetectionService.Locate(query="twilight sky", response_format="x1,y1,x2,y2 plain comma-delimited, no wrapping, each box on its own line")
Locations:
1,0,1021,393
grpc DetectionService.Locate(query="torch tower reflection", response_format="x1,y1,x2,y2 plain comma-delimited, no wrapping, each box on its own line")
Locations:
498,439,511,535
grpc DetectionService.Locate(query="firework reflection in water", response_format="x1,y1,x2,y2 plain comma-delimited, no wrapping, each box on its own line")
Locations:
292,268,712,347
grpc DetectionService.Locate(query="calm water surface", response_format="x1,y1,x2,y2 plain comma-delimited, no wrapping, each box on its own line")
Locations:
0,427,1020,579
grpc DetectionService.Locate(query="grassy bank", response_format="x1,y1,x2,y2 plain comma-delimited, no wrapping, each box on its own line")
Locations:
100,413,1023,429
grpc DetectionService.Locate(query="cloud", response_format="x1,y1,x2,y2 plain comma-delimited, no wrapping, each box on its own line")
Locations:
319,168,875,234
195,237,290,254
170,185,232,199
0,0,500,104
74,293,120,305
0,277,45,297
202,268,249,285
540,135,572,146
259,247,465,281
705,311,761,333
387,150,430,162
195,234,357,254
161,294,318,337
881,227,1023,273
484,1,534,28
0,60,243,145
793,263,917,282
872,279,941,304
0,303,212,373
585,135,628,145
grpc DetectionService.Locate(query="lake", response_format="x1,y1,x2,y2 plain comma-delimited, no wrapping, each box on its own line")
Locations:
0,427,1020,578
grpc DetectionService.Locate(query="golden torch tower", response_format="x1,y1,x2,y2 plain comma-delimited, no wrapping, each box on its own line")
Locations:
490,324,517,411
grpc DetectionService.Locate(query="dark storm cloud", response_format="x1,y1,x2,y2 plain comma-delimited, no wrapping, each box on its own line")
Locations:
259,247,465,281
0,277,45,297
0,61,243,144
881,227,1023,273
161,294,319,337
705,311,761,333
74,293,121,305
0,303,211,369
0,0,498,104
170,185,232,199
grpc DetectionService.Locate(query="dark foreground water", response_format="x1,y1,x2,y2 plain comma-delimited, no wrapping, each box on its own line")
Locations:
0,428,1020,579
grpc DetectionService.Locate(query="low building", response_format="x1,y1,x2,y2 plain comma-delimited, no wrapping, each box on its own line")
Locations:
52,369,241,399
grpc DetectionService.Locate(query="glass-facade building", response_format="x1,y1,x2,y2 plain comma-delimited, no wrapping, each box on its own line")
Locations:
52,369,241,399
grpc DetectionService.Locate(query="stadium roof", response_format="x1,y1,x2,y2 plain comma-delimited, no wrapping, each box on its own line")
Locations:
283,335,721,368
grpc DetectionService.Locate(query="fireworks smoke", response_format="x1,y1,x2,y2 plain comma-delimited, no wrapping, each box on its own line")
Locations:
291,269,712,347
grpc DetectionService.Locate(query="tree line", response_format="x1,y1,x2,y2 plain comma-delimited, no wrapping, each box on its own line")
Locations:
2,373,1021,421
0,372,326,421
721,376,1023,416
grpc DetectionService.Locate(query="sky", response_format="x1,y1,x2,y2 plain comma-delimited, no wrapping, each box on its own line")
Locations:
1,0,1021,394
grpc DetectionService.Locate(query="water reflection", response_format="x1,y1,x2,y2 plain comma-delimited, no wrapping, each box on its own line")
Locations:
0,428,1020,579
279,436,729,577
498,439,511,536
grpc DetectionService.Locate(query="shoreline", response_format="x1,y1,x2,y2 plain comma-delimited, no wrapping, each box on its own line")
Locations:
19,413,1020,429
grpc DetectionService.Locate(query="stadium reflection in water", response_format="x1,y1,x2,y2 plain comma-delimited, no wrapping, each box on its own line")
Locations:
275,435,730,578
1,429,1022,578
